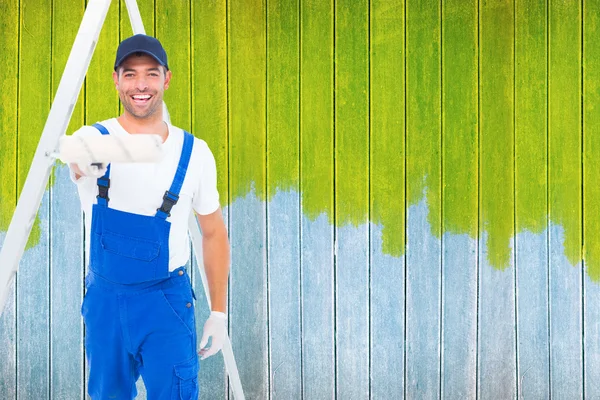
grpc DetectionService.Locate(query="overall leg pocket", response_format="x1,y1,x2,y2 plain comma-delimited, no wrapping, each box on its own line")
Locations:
172,355,199,400
159,286,196,336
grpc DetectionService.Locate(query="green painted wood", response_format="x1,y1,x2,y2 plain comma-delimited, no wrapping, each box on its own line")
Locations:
86,0,120,126
515,0,550,398
16,0,52,397
0,0,19,398
228,0,269,398
50,2,86,399
191,0,228,398
266,0,302,399
405,0,440,397
83,2,120,398
335,0,370,398
120,0,154,38
156,0,191,132
299,0,335,397
548,1,583,399
584,0,600,397
441,0,479,398
478,1,517,399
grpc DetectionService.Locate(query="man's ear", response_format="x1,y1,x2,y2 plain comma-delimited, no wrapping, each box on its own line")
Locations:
164,69,172,90
112,70,119,89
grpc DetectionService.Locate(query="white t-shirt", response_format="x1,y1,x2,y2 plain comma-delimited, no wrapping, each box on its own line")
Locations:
71,118,220,271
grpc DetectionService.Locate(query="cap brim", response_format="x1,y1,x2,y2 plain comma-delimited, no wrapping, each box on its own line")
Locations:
114,50,168,70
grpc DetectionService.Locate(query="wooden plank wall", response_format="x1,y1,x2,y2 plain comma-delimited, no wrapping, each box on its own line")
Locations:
0,0,598,399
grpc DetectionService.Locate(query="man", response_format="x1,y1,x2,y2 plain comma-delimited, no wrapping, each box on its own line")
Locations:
70,34,229,399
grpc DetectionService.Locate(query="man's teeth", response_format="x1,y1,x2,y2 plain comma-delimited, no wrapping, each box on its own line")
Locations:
133,95,151,100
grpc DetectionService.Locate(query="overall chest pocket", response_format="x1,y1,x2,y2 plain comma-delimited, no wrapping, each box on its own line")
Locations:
100,231,161,261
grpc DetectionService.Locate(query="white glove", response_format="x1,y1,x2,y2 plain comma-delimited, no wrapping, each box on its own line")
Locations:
199,311,227,360
76,163,107,178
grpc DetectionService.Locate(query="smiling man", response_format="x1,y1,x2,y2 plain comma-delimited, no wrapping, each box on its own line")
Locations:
69,34,230,399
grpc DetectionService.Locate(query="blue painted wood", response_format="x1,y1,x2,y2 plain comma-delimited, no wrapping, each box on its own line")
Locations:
335,224,369,400
584,275,600,398
549,224,583,399
370,222,404,399
515,230,550,399
405,199,440,399
300,214,335,399
229,193,268,399
267,191,301,399
16,192,50,399
50,166,85,400
193,208,227,400
442,233,477,399
0,231,16,398
478,235,516,399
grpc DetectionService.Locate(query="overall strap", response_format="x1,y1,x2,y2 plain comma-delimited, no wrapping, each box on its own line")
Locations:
156,131,194,219
93,123,111,206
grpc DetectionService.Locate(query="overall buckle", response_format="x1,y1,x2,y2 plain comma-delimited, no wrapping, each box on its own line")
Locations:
157,190,179,217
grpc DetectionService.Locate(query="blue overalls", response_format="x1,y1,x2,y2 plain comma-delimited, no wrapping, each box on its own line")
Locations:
81,123,199,400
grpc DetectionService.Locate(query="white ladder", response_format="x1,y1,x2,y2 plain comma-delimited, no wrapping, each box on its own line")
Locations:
0,0,245,398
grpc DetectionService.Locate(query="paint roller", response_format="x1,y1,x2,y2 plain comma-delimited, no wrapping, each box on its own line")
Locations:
51,133,164,165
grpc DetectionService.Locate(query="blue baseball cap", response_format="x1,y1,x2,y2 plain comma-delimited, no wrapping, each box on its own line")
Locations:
114,34,169,71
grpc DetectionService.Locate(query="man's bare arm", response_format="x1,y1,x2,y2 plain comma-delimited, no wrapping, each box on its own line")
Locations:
197,207,230,313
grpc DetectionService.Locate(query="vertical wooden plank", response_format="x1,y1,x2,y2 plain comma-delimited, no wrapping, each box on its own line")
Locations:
266,0,302,399
478,0,516,399
515,0,550,397
16,0,52,398
548,1,583,398
228,0,268,397
50,1,86,399
335,0,369,398
405,0,441,398
584,0,600,397
86,0,120,125
84,2,120,397
299,0,335,398
371,0,406,398
156,0,191,131
120,0,154,38
0,0,19,397
192,0,228,398
441,0,478,398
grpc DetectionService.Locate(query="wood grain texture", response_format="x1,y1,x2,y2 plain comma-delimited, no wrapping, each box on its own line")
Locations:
584,0,600,396
549,1,583,398
405,0,441,397
228,0,268,397
515,0,550,398
371,0,407,398
335,0,370,398
16,0,52,397
441,0,479,398
50,1,86,399
0,0,19,397
266,0,302,398
478,0,516,399
299,0,335,397
156,0,191,131
192,0,228,397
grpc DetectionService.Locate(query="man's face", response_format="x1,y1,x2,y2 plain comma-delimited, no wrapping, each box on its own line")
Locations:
112,53,172,120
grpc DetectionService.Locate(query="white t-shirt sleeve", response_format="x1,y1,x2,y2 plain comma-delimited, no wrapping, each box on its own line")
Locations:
193,141,220,215
67,125,103,184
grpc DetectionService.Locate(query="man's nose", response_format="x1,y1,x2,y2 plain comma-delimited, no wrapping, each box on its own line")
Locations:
135,78,148,91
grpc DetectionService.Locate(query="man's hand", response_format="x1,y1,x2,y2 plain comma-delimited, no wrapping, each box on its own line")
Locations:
70,163,107,179
199,311,227,360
